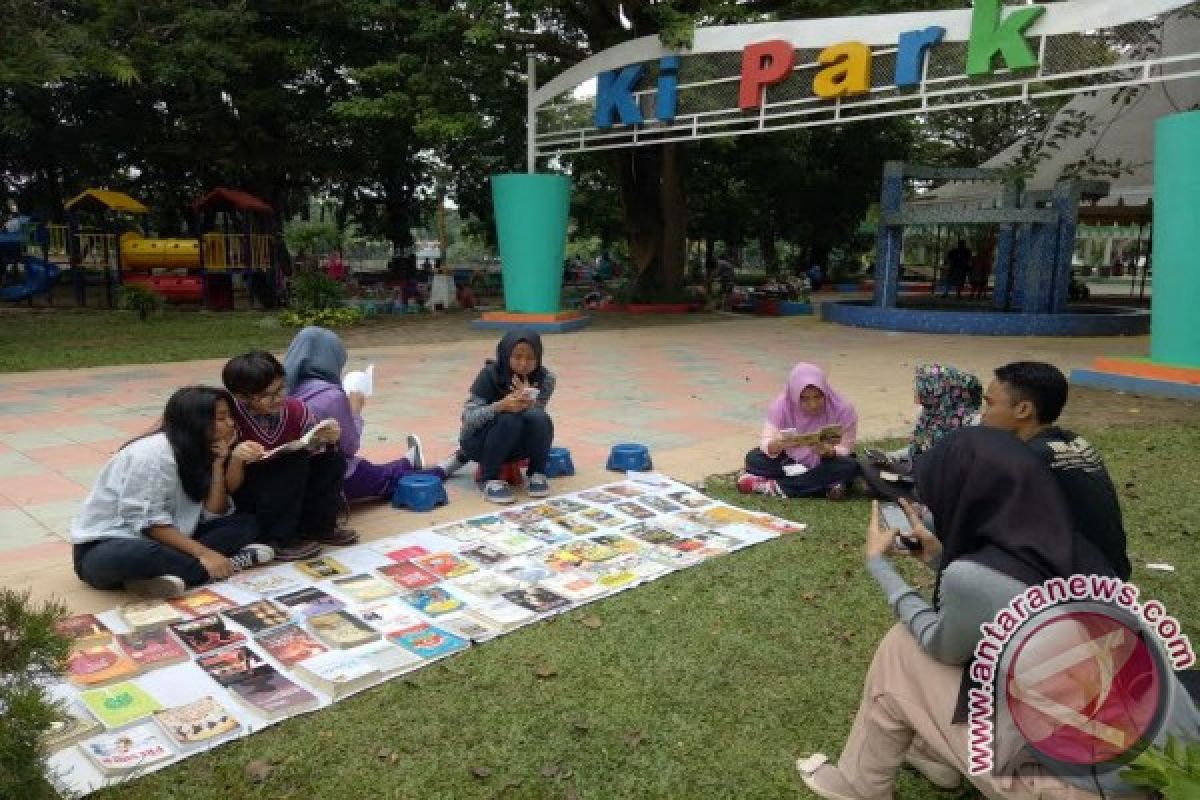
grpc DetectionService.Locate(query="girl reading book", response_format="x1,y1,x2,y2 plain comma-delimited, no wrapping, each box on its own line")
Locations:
458,329,556,504
282,326,454,502
738,362,860,500
70,387,270,598
222,351,356,560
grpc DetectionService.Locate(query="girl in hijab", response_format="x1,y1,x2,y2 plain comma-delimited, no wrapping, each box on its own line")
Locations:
459,329,556,504
797,427,1198,800
739,362,860,500
283,327,452,503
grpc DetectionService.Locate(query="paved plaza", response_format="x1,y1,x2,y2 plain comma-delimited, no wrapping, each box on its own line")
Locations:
0,314,1147,615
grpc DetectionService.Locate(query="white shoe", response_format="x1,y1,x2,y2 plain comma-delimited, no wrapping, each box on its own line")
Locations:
406,434,424,470
230,544,275,571
124,574,187,599
795,754,867,800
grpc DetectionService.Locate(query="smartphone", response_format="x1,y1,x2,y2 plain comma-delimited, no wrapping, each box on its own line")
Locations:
520,387,539,401
880,502,912,533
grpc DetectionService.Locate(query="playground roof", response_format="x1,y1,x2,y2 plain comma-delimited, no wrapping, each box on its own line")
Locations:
193,188,273,215
64,189,149,214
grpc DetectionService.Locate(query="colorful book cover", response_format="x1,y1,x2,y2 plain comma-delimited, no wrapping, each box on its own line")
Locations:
583,558,644,588
540,571,608,601
666,490,713,509
601,483,645,498
225,665,319,719
256,623,328,666
638,494,682,513
307,610,381,649
579,507,624,526
197,645,270,687
468,514,518,534
169,614,246,655
690,530,741,552
227,567,306,596
119,600,183,632
431,522,484,542
697,505,760,526
168,588,236,618
613,501,656,520
223,600,292,634
545,497,589,513
275,587,345,618
383,544,432,561
482,530,544,555
498,507,544,526
449,571,521,601
42,699,102,751
378,561,441,590
116,628,190,670
81,722,174,774
544,540,619,571
623,523,683,546
294,556,351,580
500,587,570,615
65,639,140,688
578,489,622,504
498,557,555,584
331,573,397,603
386,623,469,660
414,552,479,579
523,504,565,521
55,613,110,643
750,514,807,535
520,521,572,546
401,586,464,617
80,681,163,729
153,696,240,748
458,543,510,566
550,517,599,536
356,599,427,632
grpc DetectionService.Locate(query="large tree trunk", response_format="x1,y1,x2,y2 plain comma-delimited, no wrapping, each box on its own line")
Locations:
612,143,687,302
760,226,779,275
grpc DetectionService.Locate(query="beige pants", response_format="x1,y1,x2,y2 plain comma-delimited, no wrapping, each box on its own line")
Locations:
835,624,1141,800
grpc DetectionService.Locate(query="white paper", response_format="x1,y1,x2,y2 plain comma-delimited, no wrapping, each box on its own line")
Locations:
342,364,375,397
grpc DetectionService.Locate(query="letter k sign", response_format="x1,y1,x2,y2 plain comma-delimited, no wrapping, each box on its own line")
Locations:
594,65,645,128
966,0,1045,76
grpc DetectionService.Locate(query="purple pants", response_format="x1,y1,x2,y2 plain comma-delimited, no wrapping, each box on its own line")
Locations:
342,458,446,502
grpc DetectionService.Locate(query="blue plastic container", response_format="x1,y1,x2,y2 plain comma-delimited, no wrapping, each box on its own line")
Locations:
545,446,576,478
606,442,652,472
391,474,448,512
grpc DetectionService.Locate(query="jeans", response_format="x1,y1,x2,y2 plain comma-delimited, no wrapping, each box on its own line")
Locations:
232,449,346,545
72,513,260,589
743,448,860,498
460,408,554,482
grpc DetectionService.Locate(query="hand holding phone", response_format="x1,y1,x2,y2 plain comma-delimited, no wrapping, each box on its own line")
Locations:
880,502,920,552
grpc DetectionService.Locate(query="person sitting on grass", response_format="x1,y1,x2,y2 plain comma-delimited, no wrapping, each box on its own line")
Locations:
870,363,983,476
981,360,1132,580
795,427,1200,800
222,351,357,561
738,362,860,500
458,328,556,504
70,387,270,599
283,326,457,503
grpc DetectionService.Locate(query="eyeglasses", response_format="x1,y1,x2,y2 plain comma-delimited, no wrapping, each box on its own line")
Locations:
249,384,285,403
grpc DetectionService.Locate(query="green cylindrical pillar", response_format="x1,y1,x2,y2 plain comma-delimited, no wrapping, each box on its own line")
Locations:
491,173,571,314
1152,111,1200,367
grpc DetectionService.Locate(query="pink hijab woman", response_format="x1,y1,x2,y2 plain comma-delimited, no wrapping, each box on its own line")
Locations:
740,362,861,500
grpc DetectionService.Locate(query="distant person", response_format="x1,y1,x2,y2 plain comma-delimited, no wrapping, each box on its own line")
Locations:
717,255,736,306
968,251,989,299
806,263,824,291
942,239,971,299
326,251,346,282
594,251,613,282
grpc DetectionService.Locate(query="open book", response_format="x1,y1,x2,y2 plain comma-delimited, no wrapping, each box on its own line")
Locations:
342,364,375,397
779,424,842,447
262,418,338,460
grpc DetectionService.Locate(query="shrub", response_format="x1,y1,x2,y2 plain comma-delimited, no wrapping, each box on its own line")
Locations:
288,272,345,312
279,307,364,328
0,589,69,800
118,284,164,321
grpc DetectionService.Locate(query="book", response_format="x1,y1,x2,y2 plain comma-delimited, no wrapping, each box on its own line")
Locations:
261,418,337,459
223,600,292,634
293,650,381,699
386,622,469,660
349,639,424,675
256,623,328,666
500,587,570,615
622,523,683,547
414,552,479,579
65,640,140,688
170,615,246,655
539,571,608,601
468,514,519,533
331,573,397,603
42,700,102,752
588,533,642,555
168,588,236,618
549,516,598,536
586,555,656,586
638,495,681,513
377,561,441,591
116,628,190,671
307,610,381,649
383,544,432,562
458,542,510,566
497,557,555,584
431,522,485,542
119,600,183,633
520,521,572,546
579,507,624,526
342,363,374,397
227,567,306,596
578,489,622,504
436,612,502,643
80,722,174,775
197,645,270,687
778,423,842,447
449,571,522,601
481,530,544,556
624,471,674,489
613,501,656,520
355,599,428,632
224,664,320,720
498,507,544,526
153,696,240,750
543,540,619,572
545,497,589,513
666,490,713,509
294,556,350,580
80,681,163,729
275,587,345,618
400,586,464,617
601,483,645,498
463,600,535,631
55,613,111,644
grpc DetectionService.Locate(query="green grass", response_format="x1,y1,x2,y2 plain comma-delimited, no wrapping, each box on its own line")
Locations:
87,423,1199,800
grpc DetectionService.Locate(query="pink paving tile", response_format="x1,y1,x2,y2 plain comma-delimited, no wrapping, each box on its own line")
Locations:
0,472,88,506
23,443,110,470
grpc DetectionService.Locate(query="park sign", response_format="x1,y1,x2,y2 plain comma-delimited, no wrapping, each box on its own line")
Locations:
527,0,1200,162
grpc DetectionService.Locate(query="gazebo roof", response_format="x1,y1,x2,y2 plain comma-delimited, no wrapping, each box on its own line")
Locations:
64,189,149,214
193,188,273,215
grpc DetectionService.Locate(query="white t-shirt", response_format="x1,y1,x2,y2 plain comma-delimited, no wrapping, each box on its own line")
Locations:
70,433,225,544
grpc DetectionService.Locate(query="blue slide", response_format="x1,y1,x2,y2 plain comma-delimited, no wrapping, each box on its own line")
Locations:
0,255,61,302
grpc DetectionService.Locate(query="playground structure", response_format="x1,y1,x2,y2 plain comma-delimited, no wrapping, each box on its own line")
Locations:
821,163,1152,336
35,187,277,310
0,222,60,303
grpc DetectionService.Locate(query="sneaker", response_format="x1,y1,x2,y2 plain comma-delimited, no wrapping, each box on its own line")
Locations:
438,449,468,477
826,482,848,501
310,527,359,546
229,543,275,571
795,754,867,800
736,473,786,497
272,540,324,561
526,472,550,498
124,574,186,599
406,434,424,470
481,479,515,504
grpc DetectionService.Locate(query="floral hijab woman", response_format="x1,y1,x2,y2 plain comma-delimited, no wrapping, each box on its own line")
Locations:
909,363,982,457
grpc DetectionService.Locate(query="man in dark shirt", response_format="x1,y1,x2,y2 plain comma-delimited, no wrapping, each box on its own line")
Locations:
981,360,1132,579
942,239,971,298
